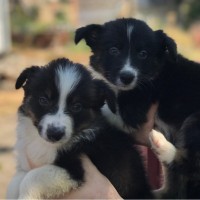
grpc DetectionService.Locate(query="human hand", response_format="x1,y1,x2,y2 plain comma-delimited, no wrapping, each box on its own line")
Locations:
64,155,122,199
134,103,158,147
59,104,158,199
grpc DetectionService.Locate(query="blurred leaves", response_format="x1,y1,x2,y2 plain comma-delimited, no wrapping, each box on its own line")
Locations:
186,0,200,28
175,0,200,29
10,4,41,34
55,10,67,24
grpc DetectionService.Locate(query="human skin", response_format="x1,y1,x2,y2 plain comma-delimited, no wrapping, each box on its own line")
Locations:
134,103,158,147
64,103,158,199
64,154,123,199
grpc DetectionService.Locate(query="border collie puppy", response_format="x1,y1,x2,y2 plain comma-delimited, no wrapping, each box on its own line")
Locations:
6,58,153,199
75,18,200,198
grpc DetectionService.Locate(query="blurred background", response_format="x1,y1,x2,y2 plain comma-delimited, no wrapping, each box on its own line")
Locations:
0,0,200,198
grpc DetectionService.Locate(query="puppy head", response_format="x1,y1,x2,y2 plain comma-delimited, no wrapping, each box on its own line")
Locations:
75,18,177,91
16,58,116,144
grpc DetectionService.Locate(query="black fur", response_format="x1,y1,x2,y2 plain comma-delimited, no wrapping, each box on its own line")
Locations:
75,18,200,198
54,124,153,198
17,58,153,199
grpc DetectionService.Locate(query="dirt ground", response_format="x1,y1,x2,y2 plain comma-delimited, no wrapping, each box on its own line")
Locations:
0,46,89,198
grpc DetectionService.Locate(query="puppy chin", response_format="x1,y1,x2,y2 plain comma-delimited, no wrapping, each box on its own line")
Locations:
115,79,137,91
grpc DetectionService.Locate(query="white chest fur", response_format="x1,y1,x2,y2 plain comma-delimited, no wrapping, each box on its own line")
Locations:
101,103,136,133
16,114,59,171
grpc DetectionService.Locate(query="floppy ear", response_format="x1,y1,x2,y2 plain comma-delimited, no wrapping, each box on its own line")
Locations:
93,79,116,114
155,30,177,61
74,24,103,51
15,66,40,89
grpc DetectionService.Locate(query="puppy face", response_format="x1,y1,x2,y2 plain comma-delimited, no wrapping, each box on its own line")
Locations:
75,18,177,91
16,58,115,144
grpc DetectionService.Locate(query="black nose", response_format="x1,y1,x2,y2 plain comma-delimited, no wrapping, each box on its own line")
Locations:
47,126,65,142
119,71,135,85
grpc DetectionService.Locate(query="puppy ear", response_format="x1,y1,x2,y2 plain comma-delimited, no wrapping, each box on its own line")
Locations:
93,80,116,114
155,30,177,61
75,24,103,51
15,66,40,89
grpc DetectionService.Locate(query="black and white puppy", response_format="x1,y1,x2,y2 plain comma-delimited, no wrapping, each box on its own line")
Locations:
6,58,153,199
75,18,174,129
75,18,200,198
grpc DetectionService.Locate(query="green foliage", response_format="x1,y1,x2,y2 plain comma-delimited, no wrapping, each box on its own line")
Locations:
55,10,67,24
187,0,200,26
173,0,200,29
11,5,29,33
66,40,90,53
10,5,41,34
179,0,200,28
59,0,70,3
29,6,39,21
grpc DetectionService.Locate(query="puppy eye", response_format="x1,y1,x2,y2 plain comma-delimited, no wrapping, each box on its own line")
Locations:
109,47,120,56
138,50,148,59
71,103,82,113
39,97,49,106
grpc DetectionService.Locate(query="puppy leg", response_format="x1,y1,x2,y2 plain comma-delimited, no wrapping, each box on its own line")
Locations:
149,130,176,164
19,165,79,199
6,171,27,199
149,131,176,198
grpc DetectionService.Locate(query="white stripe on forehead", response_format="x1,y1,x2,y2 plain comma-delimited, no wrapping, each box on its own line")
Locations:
126,24,134,71
127,24,134,43
56,64,81,111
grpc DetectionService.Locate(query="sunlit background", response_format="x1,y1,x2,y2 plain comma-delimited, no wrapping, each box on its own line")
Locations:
0,0,200,198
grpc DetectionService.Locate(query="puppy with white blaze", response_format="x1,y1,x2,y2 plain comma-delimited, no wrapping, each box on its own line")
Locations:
75,18,200,198
6,58,153,199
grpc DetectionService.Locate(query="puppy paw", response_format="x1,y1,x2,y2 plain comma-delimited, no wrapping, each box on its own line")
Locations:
153,187,167,199
19,165,79,199
149,130,176,164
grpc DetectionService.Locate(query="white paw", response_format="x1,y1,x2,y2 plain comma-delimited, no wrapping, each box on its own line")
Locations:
153,187,166,199
19,165,79,199
149,130,176,164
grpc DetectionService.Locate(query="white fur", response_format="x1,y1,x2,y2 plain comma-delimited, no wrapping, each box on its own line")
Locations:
122,59,138,78
6,171,27,199
16,114,59,171
101,103,136,134
7,114,77,199
127,24,134,43
117,58,138,90
39,112,73,142
102,104,125,131
6,113,61,199
19,165,78,199
7,65,82,199
87,65,118,94
115,25,138,90
56,65,81,111
149,130,177,164
39,65,81,142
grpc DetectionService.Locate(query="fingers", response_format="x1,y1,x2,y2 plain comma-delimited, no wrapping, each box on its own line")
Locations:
146,102,158,122
135,103,158,146
64,155,122,199
79,154,101,181
80,155,110,184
